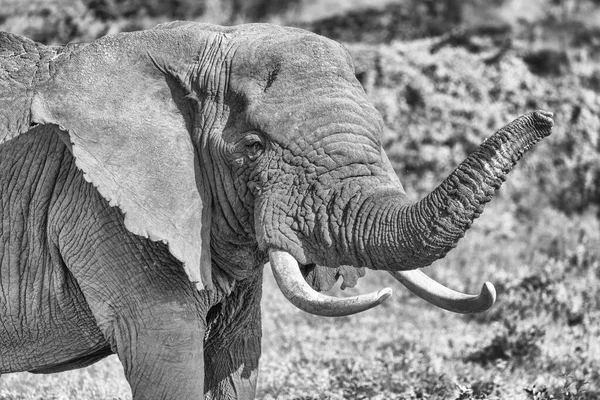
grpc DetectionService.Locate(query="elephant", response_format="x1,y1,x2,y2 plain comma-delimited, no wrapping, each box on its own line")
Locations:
0,22,553,399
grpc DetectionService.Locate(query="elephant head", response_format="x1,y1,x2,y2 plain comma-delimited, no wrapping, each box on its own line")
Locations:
8,22,552,317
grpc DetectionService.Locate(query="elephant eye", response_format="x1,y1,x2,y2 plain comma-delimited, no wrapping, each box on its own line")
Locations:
240,132,266,161
246,141,265,161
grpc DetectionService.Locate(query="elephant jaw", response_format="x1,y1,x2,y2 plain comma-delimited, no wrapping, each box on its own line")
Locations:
268,249,496,316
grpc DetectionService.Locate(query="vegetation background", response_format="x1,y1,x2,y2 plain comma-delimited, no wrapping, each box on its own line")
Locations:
1,0,599,398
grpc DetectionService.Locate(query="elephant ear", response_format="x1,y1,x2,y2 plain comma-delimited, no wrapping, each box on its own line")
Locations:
30,28,214,290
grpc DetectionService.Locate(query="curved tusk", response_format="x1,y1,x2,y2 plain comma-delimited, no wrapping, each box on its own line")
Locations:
269,249,392,317
390,270,496,314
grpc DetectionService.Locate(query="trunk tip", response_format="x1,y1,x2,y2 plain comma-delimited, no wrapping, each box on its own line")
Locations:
533,109,554,128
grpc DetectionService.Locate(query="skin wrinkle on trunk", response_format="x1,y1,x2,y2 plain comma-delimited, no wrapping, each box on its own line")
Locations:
359,111,553,271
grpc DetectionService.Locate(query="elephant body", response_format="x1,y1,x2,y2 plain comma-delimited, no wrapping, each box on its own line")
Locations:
0,23,552,399
0,126,261,397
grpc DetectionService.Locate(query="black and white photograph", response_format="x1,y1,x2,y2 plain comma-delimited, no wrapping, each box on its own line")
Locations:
0,0,598,398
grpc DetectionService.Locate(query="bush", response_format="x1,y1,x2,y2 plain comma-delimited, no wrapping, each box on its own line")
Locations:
345,39,600,216
464,321,545,366
86,0,207,21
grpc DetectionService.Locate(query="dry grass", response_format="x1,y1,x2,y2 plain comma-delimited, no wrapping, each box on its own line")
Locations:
257,203,600,400
0,357,129,399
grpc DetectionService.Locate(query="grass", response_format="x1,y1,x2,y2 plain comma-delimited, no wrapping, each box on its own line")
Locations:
257,202,600,400
0,359,129,399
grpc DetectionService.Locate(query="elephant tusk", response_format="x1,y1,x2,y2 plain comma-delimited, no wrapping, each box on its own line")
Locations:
269,249,392,317
390,270,496,314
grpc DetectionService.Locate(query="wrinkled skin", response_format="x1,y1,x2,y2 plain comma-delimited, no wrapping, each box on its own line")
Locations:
0,23,552,399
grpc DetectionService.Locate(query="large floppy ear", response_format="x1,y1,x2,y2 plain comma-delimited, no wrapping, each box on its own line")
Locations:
30,27,220,290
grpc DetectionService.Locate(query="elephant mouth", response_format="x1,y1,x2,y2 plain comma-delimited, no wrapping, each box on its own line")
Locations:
268,249,496,317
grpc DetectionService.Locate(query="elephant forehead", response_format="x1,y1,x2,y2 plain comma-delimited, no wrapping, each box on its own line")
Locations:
229,28,357,92
227,29,382,149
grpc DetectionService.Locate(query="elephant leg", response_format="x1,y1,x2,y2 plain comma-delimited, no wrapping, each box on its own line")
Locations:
78,264,207,400
59,223,210,399
204,270,263,400
108,296,206,400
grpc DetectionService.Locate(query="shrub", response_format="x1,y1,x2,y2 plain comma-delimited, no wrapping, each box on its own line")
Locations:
345,40,600,216
86,0,207,21
464,321,545,366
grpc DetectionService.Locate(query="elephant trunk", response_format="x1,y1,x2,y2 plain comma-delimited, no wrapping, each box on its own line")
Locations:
267,111,552,317
358,110,553,271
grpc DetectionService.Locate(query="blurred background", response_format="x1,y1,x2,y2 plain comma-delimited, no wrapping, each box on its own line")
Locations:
0,1,599,399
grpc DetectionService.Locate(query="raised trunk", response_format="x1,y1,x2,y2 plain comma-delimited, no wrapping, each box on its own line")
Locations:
358,110,553,271
265,111,552,316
